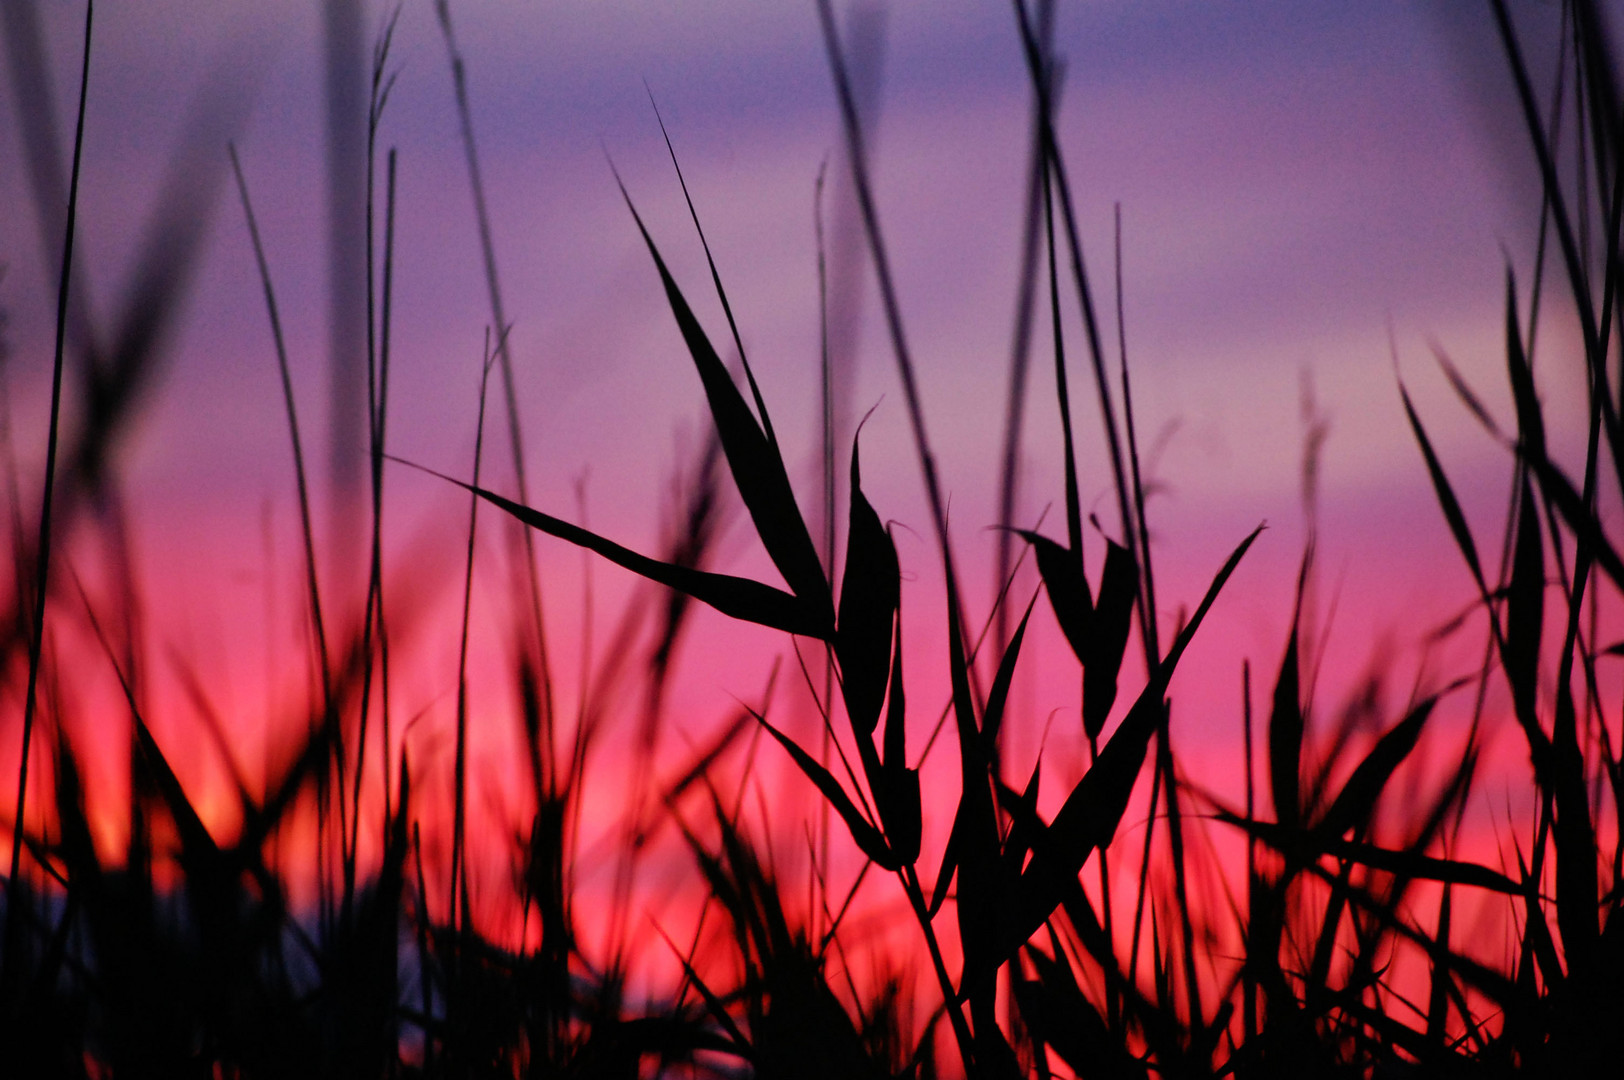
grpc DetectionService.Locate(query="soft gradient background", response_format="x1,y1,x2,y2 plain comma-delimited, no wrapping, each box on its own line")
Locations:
1,1,1592,949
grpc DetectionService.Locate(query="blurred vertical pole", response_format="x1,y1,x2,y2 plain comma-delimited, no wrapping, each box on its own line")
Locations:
816,0,884,943
322,0,365,941
818,2,886,572
994,0,1055,656
324,0,366,620
2,2,100,364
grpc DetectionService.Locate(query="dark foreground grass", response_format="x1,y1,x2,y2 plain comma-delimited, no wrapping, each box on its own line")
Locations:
2,1,1622,1076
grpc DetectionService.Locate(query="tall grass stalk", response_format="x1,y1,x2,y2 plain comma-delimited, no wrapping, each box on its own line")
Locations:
433,0,556,728
2,0,90,994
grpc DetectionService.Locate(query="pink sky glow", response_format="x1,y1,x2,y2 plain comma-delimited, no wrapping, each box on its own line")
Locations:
0,1,1607,1020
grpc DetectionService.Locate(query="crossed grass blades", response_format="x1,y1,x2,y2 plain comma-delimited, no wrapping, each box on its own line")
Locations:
2,0,1622,1076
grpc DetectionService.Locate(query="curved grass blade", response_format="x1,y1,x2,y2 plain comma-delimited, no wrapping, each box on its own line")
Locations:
648,91,777,454
997,760,1043,877
6,0,93,933
1504,268,1547,462
748,706,898,870
1269,594,1304,832
1008,0,1137,584
1217,813,1523,896
877,619,920,865
614,175,833,632
1427,884,1454,1045
396,459,825,638
981,596,1036,750
1015,529,1092,663
929,809,963,920
1016,527,1135,739
997,524,1262,970
651,923,753,1059
882,611,908,775
1432,344,1502,439
876,762,921,869
836,432,899,735
231,146,334,712
1315,696,1436,841
815,0,956,578
434,0,557,693
944,560,1005,999
1523,443,1624,593
1084,539,1137,739
1505,476,1543,727
1016,937,1148,1080
1401,381,1487,596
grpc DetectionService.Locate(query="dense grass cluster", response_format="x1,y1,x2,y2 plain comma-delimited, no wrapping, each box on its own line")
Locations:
2,1,1622,1076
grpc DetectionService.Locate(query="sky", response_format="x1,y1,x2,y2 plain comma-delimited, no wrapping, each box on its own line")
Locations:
0,1,1597,932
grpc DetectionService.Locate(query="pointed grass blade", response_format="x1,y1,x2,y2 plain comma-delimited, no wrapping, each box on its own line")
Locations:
1218,813,1523,895
945,563,1004,994
997,760,1044,877
131,714,222,867
615,178,833,632
1504,268,1547,462
836,433,899,734
876,619,921,865
1083,539,1137,738
1433,345,1502,439
50,731,98,887
1550,680,1602,982
882,612,908,774
1016,526,1136,738
1016,529,1092,663
1523,444,1624,593
982,596,1037,750
929,808,963,919
876,762,921,869
998,524,1262,969
749,707,898,870
1505,476,1543,726
648,93,777,453
1016,937,1148,1080
1401,381,1487,595
401,461,825,638
1316,696,1436,841
1268,619,1304,832
1427,884,1454,1044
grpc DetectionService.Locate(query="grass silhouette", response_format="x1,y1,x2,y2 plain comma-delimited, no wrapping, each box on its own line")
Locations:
2,1,1621,1077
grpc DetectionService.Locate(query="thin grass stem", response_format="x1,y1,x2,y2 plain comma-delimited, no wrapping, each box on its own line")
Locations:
5,2,92,983
434,0,555,730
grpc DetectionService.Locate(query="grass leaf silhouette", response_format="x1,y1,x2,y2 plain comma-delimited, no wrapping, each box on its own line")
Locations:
614,175,834,636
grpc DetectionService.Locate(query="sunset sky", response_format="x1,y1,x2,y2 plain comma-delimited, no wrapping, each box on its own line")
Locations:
0,1,1588,880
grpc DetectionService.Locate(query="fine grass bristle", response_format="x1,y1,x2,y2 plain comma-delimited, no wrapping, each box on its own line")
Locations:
229,146,334,716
